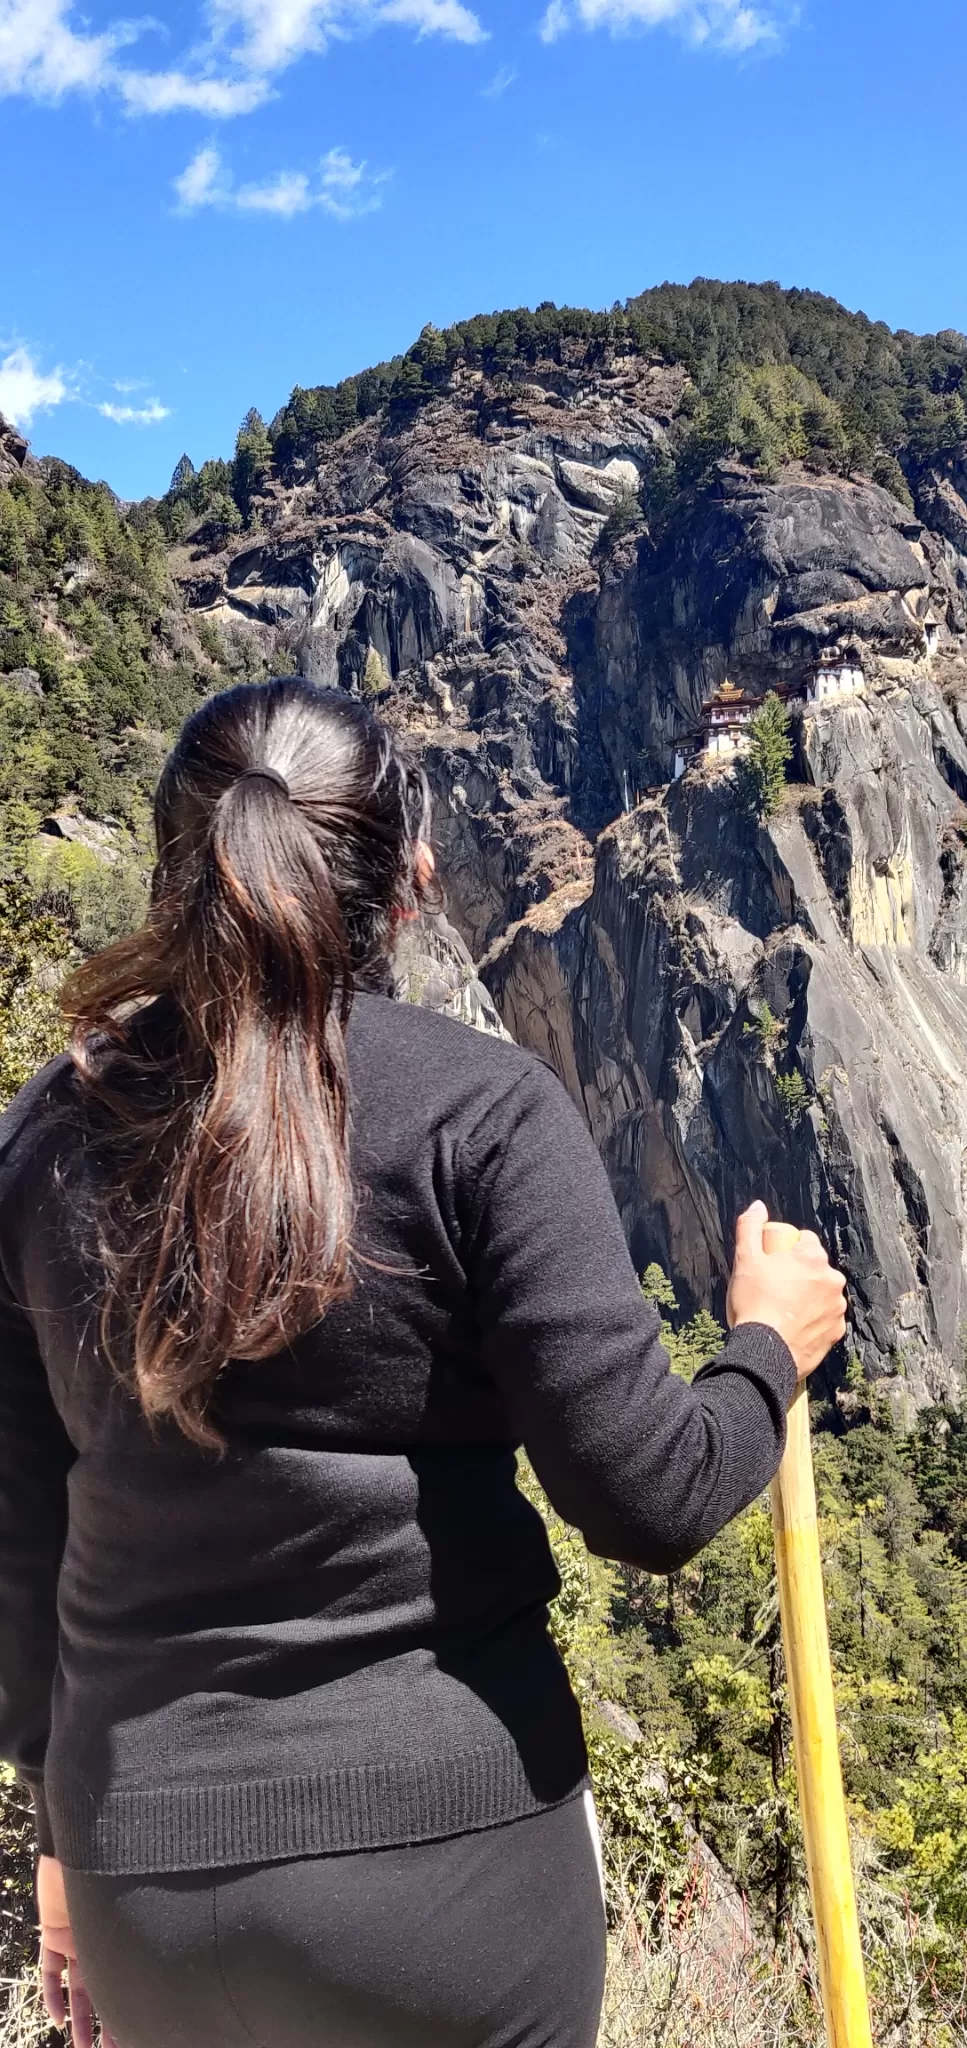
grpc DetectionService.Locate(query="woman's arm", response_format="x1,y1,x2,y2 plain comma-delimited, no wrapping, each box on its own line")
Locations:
463,1062,842,1574
0,1262,74,1854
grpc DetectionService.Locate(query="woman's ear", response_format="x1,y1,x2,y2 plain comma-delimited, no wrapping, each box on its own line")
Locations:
391,842,436,930
414,841,436,891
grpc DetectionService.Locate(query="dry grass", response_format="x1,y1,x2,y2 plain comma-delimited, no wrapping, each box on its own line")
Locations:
602,1922,819,2048
0,1978,55,2048
600,1841,822,2048
599,1844,967,2048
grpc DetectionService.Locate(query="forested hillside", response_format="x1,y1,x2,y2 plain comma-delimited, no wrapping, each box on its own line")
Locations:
155,278,967,545
0,427,268,1096
3,278,967,2041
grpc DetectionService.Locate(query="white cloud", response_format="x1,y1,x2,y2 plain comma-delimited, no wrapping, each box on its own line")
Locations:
0,346,68,428
173,144,226,207
0,0,485,120
721,4,772,44
319,146,365,188
378,0,485,40
0,341,171,432
174,143,389,221
317,144,389,217
117,68,272,115
482,60,516,93
238,170,313,214
539,0,786,50
98,398,171,425
539,0,569,38
209,0,485,72
0,0,123,99
0,0,265,113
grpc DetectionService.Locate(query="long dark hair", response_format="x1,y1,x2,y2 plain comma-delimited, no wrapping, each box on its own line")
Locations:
62,678,432,1446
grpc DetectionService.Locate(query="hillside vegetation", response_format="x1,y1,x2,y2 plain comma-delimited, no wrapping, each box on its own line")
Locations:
0,457,266,833
158,279,967,541
0,451,269,1074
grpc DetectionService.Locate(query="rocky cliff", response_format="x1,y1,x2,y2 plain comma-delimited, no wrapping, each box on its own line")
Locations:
171,345,967,1408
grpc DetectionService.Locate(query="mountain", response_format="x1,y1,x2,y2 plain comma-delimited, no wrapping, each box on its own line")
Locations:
155,285,967,1414
4,280,967,1409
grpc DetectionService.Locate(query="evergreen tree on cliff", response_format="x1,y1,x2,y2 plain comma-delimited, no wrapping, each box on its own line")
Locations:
737,695,792,822
232,409,273,522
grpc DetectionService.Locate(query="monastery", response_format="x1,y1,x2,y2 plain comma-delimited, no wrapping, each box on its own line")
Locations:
678,646,871,775
647,620,942,804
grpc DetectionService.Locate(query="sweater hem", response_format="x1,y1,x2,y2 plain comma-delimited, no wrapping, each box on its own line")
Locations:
51,1741,589,1875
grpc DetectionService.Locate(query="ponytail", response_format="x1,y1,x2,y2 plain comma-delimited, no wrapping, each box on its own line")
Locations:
62,679,431,1446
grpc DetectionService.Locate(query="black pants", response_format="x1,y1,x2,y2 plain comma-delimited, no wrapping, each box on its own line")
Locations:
64,1793,607,2048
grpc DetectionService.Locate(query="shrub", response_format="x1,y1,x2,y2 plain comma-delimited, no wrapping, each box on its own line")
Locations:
774,1071,810,1126
0,879,69,1108
599,490,643,551
743,1000,786,1064
362,646,390,698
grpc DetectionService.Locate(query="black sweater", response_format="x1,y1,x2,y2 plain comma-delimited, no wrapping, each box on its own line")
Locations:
0,993,796,1874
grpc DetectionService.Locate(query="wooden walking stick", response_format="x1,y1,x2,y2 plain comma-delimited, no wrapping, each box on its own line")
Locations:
763,1222,873,2048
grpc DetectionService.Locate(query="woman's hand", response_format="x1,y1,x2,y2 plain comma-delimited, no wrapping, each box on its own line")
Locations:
37,1854,118,2048
727,1202,848,1381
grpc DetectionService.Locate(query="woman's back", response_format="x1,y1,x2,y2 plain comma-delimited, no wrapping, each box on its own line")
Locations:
1,981,802,1879
1,992,581,1871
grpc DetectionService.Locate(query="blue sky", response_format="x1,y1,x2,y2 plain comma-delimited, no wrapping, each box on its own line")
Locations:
2,0,965,501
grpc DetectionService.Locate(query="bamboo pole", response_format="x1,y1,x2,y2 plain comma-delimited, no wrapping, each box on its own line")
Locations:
763,1220,873,2048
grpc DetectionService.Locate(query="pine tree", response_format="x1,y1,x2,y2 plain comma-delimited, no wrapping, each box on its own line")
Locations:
362,646,389,697
206,492,242,537
493,314,519,371
599,488,643,551
871,449,914,508
736,694,792,822
168,454,197,497
416,325,447,378
232,409,273,521
392,356,425,404
332,382,359,435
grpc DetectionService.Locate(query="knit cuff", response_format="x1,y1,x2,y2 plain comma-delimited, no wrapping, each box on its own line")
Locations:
696,1321,798,1423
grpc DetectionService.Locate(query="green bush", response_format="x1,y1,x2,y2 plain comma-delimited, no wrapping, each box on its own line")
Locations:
599,490,644,551
362,646,390,698
743,1000,786,1062
33,844,148,955
0,878,69,1108
774,1070,809,1125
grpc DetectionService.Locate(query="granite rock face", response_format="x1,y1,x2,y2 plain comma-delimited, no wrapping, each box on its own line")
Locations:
0,413,34,488
487,703,967,1410
177,355,967,1406
585,465,965,791
391,912,510,1041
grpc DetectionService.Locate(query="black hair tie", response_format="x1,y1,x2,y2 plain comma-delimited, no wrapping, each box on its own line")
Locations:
238,767,290,798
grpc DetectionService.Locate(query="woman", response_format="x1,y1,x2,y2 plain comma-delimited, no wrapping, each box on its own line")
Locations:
0,677,846,2048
